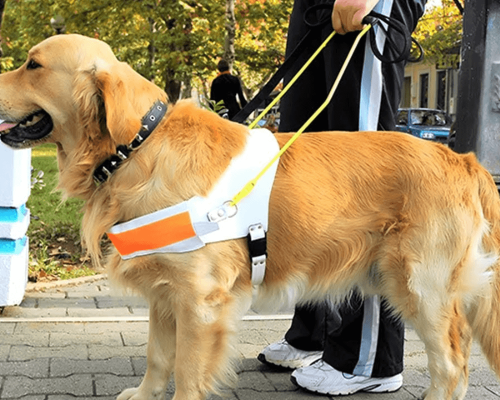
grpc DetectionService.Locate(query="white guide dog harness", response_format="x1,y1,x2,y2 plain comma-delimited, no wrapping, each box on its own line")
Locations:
107,128,279,285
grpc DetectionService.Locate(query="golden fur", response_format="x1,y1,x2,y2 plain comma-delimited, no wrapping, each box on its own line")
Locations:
1,34,500,400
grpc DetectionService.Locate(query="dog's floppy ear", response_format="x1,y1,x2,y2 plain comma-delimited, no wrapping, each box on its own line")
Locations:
92,60,142,144
91,59,167,145
73,65,106,143
73,58,167,146
92,60,145,144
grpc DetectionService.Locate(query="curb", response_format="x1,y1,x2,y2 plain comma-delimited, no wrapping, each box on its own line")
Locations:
25,273,108,292
0,313,294,324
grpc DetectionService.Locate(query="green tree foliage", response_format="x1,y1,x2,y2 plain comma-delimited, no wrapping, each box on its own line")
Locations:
412,0,462,68
0,0,293,101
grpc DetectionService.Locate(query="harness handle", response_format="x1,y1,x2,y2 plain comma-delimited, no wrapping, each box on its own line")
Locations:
230,25,372,207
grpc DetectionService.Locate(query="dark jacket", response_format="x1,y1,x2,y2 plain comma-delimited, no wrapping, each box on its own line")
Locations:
210,72,248,119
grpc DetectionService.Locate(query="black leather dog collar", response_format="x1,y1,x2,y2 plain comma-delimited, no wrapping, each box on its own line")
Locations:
93,100,167,184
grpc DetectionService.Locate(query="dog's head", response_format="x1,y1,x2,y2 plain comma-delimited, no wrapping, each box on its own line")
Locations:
0,34,167,198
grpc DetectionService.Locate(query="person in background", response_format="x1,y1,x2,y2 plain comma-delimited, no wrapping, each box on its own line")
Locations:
258,0,427,396
210,59,248,120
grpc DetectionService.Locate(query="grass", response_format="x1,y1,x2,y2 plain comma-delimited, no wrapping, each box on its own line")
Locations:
27,144,99,282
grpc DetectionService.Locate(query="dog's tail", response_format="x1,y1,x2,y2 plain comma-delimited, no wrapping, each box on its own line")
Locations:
466,160,500,377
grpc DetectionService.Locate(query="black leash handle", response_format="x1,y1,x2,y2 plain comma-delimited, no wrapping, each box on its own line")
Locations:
363,11,414,64
303,3,419,65
365,12,423,63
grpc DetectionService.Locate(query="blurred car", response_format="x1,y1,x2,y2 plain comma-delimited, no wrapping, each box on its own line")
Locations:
395,108,452,144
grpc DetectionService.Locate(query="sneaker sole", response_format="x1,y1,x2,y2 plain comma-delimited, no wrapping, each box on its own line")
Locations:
290,375,403,396
363,380,403,393
257,353,321,370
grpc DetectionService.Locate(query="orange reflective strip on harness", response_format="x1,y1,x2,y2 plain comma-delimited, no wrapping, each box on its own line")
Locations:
107,211,196,257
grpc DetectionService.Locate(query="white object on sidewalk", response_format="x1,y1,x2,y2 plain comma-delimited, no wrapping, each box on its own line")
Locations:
0,140,31,306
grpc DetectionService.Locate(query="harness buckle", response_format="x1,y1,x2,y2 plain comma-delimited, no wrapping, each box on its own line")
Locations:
207,201,238,223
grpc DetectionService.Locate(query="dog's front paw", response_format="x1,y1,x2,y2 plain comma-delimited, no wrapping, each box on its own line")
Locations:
117,388,139,400
117,387,165,400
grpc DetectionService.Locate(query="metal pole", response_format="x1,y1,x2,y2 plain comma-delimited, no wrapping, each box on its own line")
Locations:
454,0,486,154
455,0,500,186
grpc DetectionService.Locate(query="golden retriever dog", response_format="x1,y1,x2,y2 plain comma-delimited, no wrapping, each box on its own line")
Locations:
0,34,500,400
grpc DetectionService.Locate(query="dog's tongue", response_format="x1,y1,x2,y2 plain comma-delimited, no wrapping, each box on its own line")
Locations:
0,120,16,132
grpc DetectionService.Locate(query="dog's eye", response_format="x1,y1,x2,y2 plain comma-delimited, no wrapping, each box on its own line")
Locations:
26,60,42,70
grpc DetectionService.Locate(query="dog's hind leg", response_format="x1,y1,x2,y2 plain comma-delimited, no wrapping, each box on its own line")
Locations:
117,303,176,400
376,247,473,400
451,317,472,400
420,302,473,400
407,296,471,400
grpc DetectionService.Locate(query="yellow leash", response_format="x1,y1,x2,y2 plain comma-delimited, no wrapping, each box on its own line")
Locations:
230,24,373,207
247,30,337,131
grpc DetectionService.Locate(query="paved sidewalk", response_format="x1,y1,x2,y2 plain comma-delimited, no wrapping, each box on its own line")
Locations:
0,276,498,399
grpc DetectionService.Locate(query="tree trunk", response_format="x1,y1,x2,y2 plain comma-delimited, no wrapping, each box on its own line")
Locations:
0,0,6,68
147,17,157,81
181,80,192,100
224,0,236,71
0,0,4,29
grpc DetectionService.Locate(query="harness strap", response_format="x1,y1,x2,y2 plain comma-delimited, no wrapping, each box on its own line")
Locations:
232,3,337,125
108,211,196,257
231,29,316,124
107,201,219,259
247,223,267,286
233,2,419,126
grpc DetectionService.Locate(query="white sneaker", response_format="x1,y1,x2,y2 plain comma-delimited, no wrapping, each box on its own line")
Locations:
257,339,323,369
291,360,403,395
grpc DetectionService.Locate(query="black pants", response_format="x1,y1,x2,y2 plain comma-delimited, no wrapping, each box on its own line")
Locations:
279,0,426,378
285,297,404,378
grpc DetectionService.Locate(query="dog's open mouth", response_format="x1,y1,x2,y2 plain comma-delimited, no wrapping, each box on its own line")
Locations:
0,110,53,148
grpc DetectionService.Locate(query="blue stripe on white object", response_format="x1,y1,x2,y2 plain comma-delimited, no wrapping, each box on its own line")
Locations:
0,204,30,240
0,236,28,255
0,204,28,222
0,236,29,306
